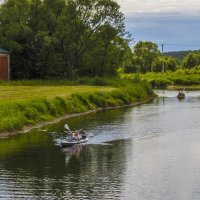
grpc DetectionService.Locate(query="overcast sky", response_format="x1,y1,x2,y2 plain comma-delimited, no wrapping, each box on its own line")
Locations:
117,0,200,52
0,0,200,52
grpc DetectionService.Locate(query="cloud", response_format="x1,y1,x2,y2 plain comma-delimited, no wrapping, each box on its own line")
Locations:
116,0,200,51
117,0,200,17
126,15,200,51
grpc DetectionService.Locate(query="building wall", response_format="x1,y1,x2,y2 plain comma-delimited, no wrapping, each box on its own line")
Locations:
0,54,10,80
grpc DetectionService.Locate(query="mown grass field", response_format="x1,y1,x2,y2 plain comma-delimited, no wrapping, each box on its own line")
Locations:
0,85,114,101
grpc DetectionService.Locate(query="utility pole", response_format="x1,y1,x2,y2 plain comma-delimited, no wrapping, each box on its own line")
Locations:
161,44,164,73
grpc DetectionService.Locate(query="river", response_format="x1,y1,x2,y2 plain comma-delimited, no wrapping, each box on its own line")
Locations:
0,90,200,199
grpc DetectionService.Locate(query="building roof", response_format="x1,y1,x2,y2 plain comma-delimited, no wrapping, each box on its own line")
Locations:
0,48,10,54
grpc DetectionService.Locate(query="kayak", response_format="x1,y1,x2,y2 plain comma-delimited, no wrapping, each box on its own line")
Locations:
60,124,88,147
60,137,89,147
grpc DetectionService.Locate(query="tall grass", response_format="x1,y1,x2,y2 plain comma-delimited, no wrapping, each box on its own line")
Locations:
0,76,132,87
0,82,153,132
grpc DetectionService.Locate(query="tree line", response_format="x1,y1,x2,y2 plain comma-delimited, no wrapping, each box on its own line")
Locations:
123,41,178,74
0,0,199,80
0,0,131,79
164,50,199,64
122,41,200,74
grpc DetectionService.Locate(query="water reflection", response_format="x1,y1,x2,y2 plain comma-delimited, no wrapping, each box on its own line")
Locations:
62,145,83,164
0,130,131,198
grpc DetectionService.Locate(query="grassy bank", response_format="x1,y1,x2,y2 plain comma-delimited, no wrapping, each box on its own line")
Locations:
168,85,200,90
0,79,154,133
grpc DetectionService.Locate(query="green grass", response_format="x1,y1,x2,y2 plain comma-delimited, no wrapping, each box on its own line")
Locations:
0,80,153,132
0,77,132,87
0,85,114,101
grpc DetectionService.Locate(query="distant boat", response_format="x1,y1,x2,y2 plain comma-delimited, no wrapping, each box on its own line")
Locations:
177,92,185,99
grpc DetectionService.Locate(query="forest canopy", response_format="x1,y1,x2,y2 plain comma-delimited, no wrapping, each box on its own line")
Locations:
0,0,131,79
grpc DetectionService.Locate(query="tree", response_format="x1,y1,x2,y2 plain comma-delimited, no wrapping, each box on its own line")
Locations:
182,53,200,69
165,56,177,71
30,0,65,78
151,56,177,72
79,23,131,76
56,0,129,78
151,57,165,72
0,0,66,79
0,0,130,79
0,0,33,78
133,41,161,73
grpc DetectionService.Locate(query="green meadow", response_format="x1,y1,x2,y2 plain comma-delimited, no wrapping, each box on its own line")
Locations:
0,85,114,101
0,79,154,133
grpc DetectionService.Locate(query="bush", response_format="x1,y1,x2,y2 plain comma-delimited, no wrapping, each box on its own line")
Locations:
149,78,172,89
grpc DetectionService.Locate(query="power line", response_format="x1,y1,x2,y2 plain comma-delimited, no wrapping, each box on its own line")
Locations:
159,43,200,47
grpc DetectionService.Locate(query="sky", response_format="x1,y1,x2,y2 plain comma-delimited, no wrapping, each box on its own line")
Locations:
0,0,200,52
117,0,200,52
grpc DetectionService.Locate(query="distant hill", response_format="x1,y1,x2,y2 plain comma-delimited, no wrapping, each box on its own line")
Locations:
164,50,200,63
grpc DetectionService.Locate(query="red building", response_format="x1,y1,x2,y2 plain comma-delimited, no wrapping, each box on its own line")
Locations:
0,48,10,80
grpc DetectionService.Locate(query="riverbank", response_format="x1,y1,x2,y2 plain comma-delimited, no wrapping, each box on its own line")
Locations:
0,80,154,136
167,85,200,90
0,101,151,139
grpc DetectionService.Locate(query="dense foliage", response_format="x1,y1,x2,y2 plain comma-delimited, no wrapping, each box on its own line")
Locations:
119,67,200,88
122,41,178,74
0,0,131,79
182,52,200,69
164,50,200,64
1,0,199,83
120,41,200,82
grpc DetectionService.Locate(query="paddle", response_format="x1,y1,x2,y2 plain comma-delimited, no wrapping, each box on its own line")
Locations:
64,124,73,136
64,124,71,131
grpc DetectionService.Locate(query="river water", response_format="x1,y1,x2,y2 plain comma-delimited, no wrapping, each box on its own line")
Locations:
0,90,200,199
